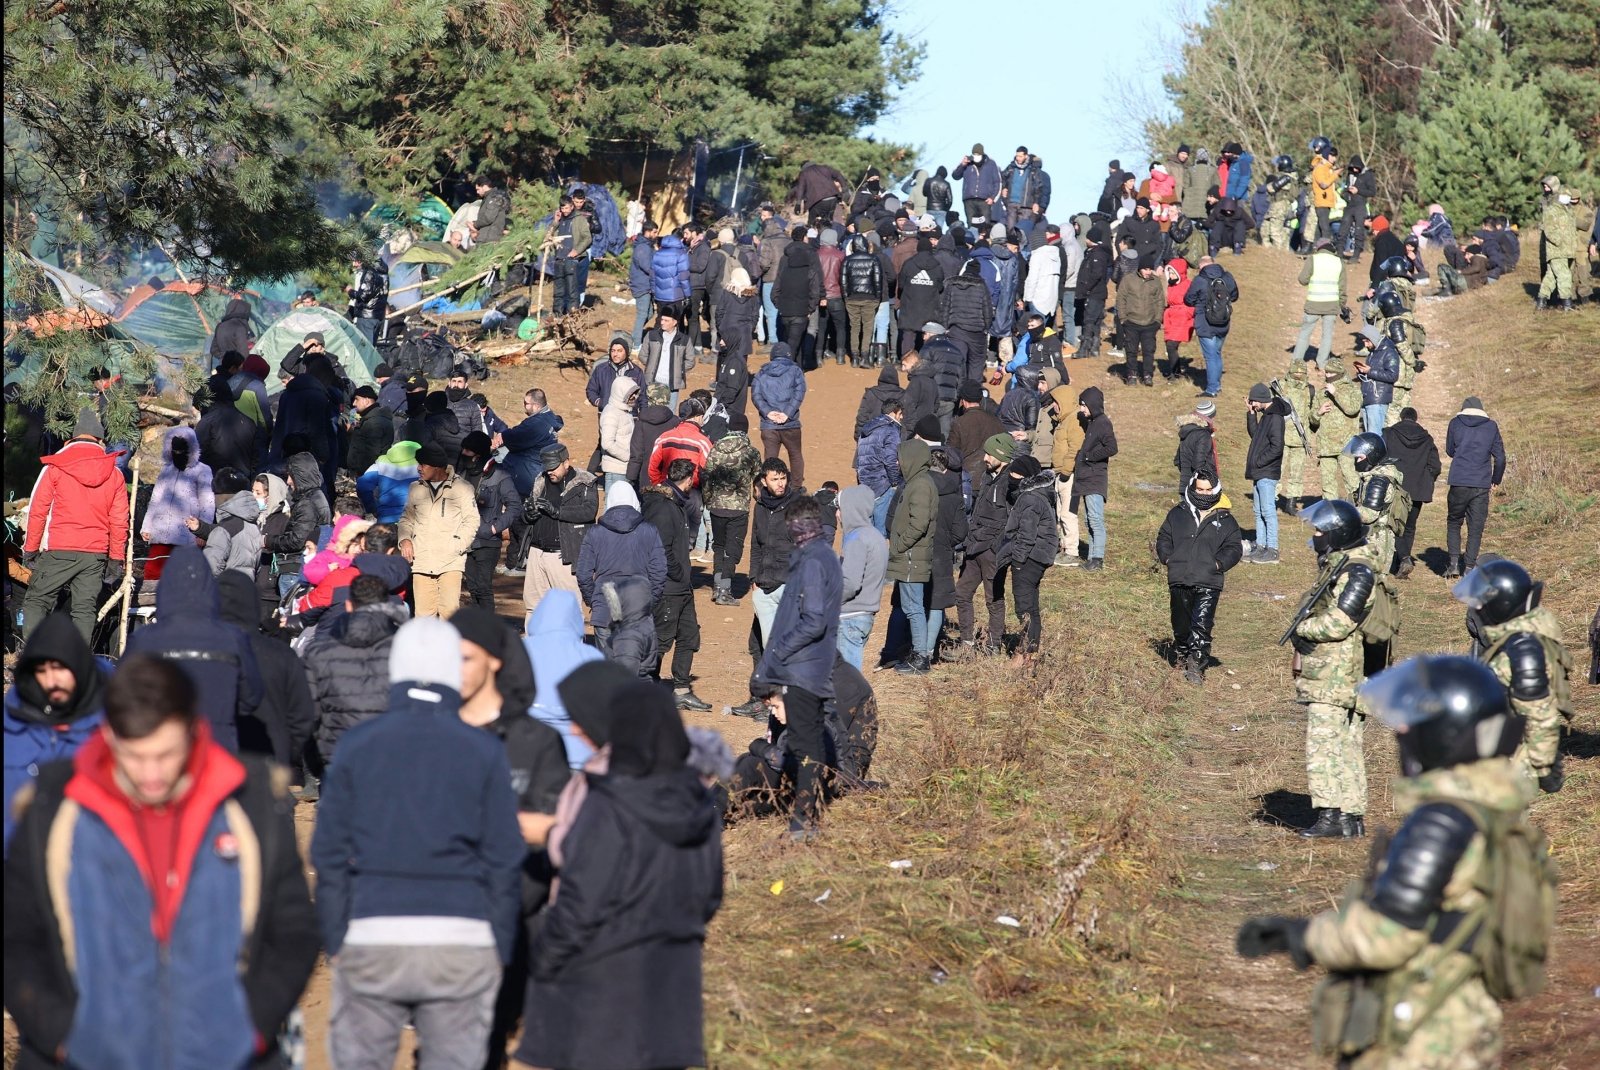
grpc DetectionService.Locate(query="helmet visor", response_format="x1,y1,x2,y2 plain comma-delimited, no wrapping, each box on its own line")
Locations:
1297,499,1346,531
1359,658,1444,732
1451,566,1497,609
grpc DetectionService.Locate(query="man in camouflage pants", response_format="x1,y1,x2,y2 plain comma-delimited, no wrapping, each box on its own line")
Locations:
1239,654,1540,1070
1455,559,1573,794
1260,157,1299,250
1289,501,1380,839
1312,357,1362,500
1272,356,1317,507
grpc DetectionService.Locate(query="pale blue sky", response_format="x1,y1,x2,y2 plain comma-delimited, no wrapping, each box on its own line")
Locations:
867,0,1191,210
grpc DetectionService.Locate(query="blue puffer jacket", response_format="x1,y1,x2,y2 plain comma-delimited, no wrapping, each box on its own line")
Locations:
651,236,691,304
753,536,843,699
751,355,807,431
500,409,565,497
628,235,655,297
853,414,903,497
1224,152,1255,201
574,499,667,627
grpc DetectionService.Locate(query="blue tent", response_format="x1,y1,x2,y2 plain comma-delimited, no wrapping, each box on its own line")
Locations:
539,184,626,259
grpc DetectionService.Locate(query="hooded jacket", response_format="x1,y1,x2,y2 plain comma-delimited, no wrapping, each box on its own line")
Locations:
838,486,889,618
650,235,691,303
142,426,215,546
999,469,1058,569
953,154,1002,201
197,393,263,479
523,592,605,768
1163,258,1195,340
772,240,823,318
1445,408,1505,489
751,354,807,431
625,403,680,484
269,452,331,556
200,491,265,576
1383,418,1441,504
217,571,313,768
1156,482,1244,590
886,440,937,583
928,464,967,609
23,438,129,557
209,298,255,361
2,615,110,852
1073,387,1118,499
1244,398,1287,482
1078,241,1111,299
355,444,418,524
397,466,477,575
1174,413,1218,489
1224,151,1255,201
1183,263,1240,338
703,432,762,515
854,362,903,438
853,414,904,498
640,485,693,598
585,350,646,412
899,358,941,441
896,248,946,326
599,377,639,476
1023,241,1063,315
576,495,667,626
269,372,339,467
304,600,409,764
124,546,263,752
345,403,394,478
753,533,843,698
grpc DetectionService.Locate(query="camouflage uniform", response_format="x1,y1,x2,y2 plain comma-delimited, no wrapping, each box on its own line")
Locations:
1294,543,1383,816
1273,361,1316,500
1380,310,1423,428
1312,359,1362,500
1303,757,1536,1069
1354,459,1411,573
1537,176,1577,301
1477,606,1573,786
1262,170,1299,249
1171,226,1208,270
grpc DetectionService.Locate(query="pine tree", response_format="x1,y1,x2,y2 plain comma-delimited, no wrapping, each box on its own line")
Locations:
1399,30,1582,227
1500,0,1600,183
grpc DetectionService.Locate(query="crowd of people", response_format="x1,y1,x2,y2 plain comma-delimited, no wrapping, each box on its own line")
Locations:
4,133,1592,1070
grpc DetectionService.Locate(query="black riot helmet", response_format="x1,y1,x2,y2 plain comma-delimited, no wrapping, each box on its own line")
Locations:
1342,432,1388,473
1452,558,1541,627
1298,499,1365,556
1309,136,1332,156
1386,318,1409,345
1170,214,1194,243
1361,655,1522,777
1273,154,1295,172
1378,255,1411,279
1376,289,1407,318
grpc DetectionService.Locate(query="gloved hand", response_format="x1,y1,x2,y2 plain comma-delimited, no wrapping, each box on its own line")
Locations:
1290,633,1316,656
533,497,559,518
1236,915,1312,969
21,550,38,567
1339,305,1352,323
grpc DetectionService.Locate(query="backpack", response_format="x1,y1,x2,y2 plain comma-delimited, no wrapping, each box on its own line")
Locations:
1203,274,1233,328
1355,566,1401,644
1453,801,1559,1001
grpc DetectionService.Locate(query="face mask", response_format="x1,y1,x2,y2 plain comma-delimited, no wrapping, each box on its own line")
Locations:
1310,532,1334,557
257,498,269,512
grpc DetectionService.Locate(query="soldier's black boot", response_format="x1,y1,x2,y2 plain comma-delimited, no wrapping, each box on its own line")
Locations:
1534,297,1546,311
1341,813,1366,838
1444,554,1462,579
1299,807,1344,838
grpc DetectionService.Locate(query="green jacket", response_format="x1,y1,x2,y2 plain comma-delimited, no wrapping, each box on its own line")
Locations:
1313,376,1363,457
1294,544,1383,707
1479,606,1572,779
885,440,936,583
1540,178,1578,258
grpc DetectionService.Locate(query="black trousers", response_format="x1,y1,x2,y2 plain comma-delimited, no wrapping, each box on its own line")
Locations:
818,300,848,358
710,509,749,582
1395,500,1424,565
653,591,700,688
1010,559,1046,652
955,550,1006,644
785,684,827,828
1124,323,1158,379
1445,486,1489,566
780,314,810,357
963,197,991,226
464,544,499,609
808,197,840,225
1081,297,1106,355
1168,584,1220,661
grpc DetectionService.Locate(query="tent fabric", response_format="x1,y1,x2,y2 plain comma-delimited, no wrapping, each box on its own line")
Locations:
394,241,462,266
112,281,264,359
254,306,382,395
366,195,454,242
26,256,119,314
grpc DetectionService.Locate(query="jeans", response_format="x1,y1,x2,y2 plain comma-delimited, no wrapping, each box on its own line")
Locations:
762,283,780,342
1445,486,1490,567
355,317,383,345
1292,312,1337,368
629,293,654,349
753,584,784,645
575,254,592,303
1059,289,1079,347
464,543,499,609
871,488,895,537
552,258,580,315
1252,478,1279,550
603,471,628,495
1083,494,1107,560
1363,403,1388,433
329,944,500,1070
836,613,876,669
897,580,931,657
1199,334,1224,394
873,301,892,344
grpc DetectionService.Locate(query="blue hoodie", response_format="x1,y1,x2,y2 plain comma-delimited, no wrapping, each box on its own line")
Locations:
524,591,603,768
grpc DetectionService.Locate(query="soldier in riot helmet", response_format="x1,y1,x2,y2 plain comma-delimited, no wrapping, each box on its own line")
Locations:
1365,256,1417,311
1344,432,1411,575
1271,354,1318,511
1262,155,1299,250
1453,559,1574,794
1286,500,1388,838
1238,654,1552,1070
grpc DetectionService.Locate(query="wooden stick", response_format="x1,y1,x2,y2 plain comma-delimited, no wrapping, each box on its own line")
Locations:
97,456,140,654
384,267,499,320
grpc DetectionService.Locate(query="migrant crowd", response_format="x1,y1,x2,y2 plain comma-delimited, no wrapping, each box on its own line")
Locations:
4,133,1592,1070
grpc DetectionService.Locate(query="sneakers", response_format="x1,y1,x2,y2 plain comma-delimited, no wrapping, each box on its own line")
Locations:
1083,558,1104,572
1395,556,1416,580
711,590,739,607
690,550,713,565
729,699,767,720
1250,548,1280,565
674,690,712,712
1053,553,1080,568
1241,539,1254,557
894,652,931,675
1142,376,1154,387
495,564,527,577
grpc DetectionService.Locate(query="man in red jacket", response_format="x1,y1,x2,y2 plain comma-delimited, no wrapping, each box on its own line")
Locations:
647,397,714,487
21,409,129,644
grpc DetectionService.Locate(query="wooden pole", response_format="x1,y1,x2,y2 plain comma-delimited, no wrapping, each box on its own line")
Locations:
383,268,498,320
97,455,140,656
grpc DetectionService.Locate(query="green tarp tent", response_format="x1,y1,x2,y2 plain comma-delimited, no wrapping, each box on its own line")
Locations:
254,305,382,395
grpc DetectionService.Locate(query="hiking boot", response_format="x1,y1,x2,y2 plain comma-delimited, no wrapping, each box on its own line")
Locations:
1534,297,1547,311
1341,813,1367,838
1251,548,1280,565
1299,807,1345,839
1142,376,1154,387
1444,554,1462,579
895,652,931,675
296,772,320,804
729,699,768,720
1084,558,1104,572
1395,556,1415,580
1182,655,1206,685
1053,553,1080,568
675,690,712,712
1124,376,1137,386
711,590,739,607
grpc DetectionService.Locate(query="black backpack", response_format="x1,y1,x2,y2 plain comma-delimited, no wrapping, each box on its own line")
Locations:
1203,274,1234,328
392,331,463,380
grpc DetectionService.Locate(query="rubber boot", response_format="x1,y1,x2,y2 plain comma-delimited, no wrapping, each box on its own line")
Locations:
1444,554,1462,579
1340,813,1367,838
1299,807,1344,838
870,342,889,368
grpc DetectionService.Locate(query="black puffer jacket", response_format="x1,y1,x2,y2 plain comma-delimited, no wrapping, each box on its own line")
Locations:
921,336,966,405
966,467,1012,556
998,470,1058,568
938,271,993,333
1156,494,1244,590
928,467,967,610
842,249,885,299
748,488,796,592
268,453,331,554
855,363,902,438
305,600,409,765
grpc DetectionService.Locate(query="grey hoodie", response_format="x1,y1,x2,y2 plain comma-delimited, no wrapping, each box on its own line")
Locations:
202,490,265,576
838,485,889,618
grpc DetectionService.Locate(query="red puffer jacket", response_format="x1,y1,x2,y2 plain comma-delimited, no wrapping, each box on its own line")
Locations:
1163,258,1196,343
23,440,129,556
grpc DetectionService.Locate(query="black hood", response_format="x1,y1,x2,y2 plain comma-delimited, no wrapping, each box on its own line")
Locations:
600,504,645,533
593,767,718,847
217,570,262,630
285,452,324,496
13,613,105,724
154,545,221,621
1386,420,1432,449
1079,386,1105,417
876,362,901,388
351,552,412,593
782,242,813,266
637,404,678,431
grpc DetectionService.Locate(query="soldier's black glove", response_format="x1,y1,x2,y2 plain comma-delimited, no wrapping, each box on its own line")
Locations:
1290,634,1316,656
1236,915,1313,969
1537,757,1565,795
1339,305,1352,323
103,558,125,586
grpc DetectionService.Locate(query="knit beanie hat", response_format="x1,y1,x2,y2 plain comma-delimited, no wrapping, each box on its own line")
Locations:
382,441,421,466
415,442,450,468
390,617,462,692
972,143,985,155
717,227,736,245
559,660,635,748
958,380,985,402
989,223,1008,244
1462,396,1484,411
913,415,943,442
1010,455,1042,480
984,433,1017,462
1194,399,1217,418
1248,383,1272,403
450,605,509,660
819,229,838,247
1087,227,1106,243
769,342,793,361
73,408,104,440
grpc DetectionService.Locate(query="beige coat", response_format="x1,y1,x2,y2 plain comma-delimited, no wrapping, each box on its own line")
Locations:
397,469,479,575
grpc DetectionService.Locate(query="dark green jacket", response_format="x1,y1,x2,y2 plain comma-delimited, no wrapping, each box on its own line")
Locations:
885,440,936,583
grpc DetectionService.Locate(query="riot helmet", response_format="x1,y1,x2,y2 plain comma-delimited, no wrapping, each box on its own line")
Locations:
1298,499,1365,556
1361,656,1522,777
1342,432,1388,473
1452,559,1541,628
1378,255,1410,278
1375,289,1407,318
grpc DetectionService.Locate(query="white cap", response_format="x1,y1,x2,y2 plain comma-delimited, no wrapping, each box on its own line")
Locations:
389,617,463,692
917,214,937,231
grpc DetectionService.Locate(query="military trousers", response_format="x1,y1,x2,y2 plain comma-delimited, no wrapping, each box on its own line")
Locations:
1306,701,1366,815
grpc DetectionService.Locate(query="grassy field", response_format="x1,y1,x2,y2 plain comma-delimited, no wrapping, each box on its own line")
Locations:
697,248,1600,1068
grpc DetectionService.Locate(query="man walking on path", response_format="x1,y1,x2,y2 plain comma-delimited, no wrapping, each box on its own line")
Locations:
1291,239,1347,369
752,342,807,488
1443,396,1505,579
